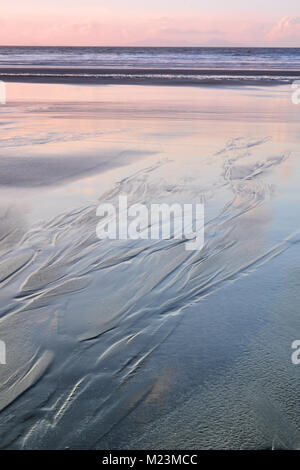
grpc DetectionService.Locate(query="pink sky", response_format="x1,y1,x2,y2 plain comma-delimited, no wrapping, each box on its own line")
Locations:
1,1,300,46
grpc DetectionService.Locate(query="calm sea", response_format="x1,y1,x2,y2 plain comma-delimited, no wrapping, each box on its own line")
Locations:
0,46,300,70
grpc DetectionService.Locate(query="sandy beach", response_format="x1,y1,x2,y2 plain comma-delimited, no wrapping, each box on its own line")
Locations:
0,79,299,449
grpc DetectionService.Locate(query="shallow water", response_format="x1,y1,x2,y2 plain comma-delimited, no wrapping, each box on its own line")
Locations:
0,83,300,449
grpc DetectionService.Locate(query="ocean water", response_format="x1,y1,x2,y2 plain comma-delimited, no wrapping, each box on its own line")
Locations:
1,46,300,70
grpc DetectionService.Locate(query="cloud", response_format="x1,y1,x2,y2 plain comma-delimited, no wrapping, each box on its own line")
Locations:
267,16,300,43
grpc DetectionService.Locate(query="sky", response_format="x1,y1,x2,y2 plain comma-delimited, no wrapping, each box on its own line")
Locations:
1,0,300,46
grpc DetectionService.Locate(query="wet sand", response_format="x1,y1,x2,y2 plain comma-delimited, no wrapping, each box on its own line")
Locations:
0,82,300,449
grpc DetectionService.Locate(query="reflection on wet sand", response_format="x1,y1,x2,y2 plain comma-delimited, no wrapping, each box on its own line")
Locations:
0,82,300,449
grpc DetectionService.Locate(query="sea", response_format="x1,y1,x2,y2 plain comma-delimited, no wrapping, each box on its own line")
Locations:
0,46,299,70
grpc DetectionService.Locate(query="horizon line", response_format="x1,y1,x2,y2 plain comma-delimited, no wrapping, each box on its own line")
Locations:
1,45,300,48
